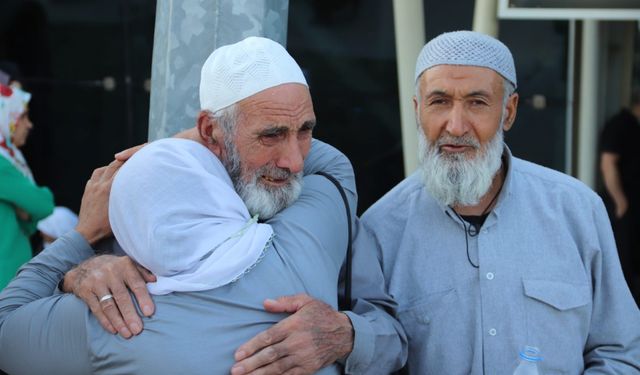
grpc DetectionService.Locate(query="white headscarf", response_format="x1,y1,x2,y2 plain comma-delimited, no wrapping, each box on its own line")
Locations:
109,138,274,295
0,83,33,180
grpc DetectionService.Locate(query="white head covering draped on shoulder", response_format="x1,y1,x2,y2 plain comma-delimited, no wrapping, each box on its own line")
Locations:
109,138,274,295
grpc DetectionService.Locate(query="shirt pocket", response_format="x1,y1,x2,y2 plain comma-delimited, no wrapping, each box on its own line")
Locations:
522,279,590,311
522,279,591,374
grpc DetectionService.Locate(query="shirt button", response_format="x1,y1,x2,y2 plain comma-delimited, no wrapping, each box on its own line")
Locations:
486,272,494,280
489,328,497,336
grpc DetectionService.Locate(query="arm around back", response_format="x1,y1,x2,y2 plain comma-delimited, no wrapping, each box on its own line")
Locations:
0,230,95,374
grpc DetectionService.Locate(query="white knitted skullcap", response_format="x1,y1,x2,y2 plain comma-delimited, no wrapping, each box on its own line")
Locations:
415,30,517,88
200,36,307,113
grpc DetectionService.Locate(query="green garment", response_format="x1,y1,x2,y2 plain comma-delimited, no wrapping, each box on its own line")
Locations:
0,155,54,289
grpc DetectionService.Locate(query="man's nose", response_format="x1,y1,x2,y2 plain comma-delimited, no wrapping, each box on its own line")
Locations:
444,103,468,137
276,137,304,174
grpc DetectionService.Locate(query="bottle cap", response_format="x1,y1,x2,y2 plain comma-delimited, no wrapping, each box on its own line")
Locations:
519,346,542,362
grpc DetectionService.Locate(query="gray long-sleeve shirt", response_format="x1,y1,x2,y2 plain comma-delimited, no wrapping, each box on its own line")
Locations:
0,139,373,375
358,148,640,374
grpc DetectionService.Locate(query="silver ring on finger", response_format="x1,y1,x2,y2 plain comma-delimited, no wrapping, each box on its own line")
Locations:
99,294,114,303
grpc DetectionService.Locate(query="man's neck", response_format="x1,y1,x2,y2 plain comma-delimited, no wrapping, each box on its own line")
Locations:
453,166,505,216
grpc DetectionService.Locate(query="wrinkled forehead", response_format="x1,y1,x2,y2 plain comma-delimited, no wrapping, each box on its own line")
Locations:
236,83,315,124
418,65,505,95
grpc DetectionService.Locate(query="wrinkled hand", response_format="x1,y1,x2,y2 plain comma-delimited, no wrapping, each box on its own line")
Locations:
62,254,156,338
232,294,354,375
75,159,122,245
74,144,145,245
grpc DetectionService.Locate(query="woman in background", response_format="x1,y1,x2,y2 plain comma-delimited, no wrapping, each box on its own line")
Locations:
0,80,53,290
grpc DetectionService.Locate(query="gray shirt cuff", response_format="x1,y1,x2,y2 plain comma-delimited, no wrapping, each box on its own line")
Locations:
342,311,375,374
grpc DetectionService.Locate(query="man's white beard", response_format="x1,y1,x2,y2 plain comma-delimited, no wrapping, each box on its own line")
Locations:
222,139,302,220
418,126,504,207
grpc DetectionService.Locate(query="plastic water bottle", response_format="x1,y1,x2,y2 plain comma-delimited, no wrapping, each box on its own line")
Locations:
513,346,542,375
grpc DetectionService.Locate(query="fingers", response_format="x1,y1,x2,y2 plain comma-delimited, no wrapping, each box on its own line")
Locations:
68,255,153,338
101,286,133,338
231,349,298,375
235,322,289,362
114,143,146,161
234,298,353,375
106,257,152,334
76,160,124,245
84,292,116,334
129,265,155,317
135,264,157,283
263,294,313,314
102,159,124,181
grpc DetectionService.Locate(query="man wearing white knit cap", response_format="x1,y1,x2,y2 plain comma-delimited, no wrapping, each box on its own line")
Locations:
350,30,640,373
0,37,407,374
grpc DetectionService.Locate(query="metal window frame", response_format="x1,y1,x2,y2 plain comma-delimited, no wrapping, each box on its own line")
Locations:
498,0,640,20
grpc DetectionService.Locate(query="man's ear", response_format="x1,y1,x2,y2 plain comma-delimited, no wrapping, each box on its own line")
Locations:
502,93,519,132
196,111,224,157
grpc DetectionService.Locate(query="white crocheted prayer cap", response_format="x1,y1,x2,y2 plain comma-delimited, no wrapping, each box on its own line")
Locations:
200,36,307,113
415,30,517,88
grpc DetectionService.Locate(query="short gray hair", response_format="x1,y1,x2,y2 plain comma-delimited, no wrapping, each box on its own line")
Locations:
206,104,238,137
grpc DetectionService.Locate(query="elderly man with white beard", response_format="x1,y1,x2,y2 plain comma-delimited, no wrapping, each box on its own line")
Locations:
351,30,640,374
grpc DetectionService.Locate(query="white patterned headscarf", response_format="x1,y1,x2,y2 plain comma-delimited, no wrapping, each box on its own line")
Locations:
109,138,274,295
0,83,33,180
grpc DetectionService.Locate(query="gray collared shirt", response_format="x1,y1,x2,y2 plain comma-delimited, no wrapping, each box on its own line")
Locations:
0,139,359,375
358,147,640,374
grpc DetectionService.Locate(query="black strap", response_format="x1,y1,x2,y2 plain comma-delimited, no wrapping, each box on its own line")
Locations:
316,171,352,311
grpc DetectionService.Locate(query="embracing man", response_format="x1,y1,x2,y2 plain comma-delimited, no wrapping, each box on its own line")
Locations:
0,37,403,374
22,31,640,375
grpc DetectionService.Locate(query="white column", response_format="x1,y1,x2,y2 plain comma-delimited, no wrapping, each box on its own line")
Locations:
619,22,635,107
472,0,499,37
392,0,425,176
577,20,600,188
148,0,290,140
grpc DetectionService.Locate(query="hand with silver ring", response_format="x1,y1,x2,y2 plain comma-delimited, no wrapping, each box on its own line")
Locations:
99,294,114,303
